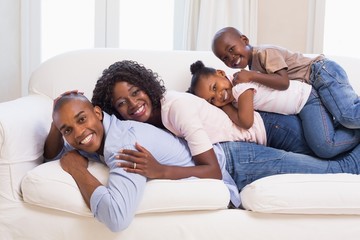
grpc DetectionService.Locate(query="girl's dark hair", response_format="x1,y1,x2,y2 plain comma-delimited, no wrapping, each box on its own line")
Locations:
91,60,166,119
187,60,217,94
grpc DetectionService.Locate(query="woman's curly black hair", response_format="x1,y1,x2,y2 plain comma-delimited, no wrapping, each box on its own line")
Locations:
92,60,166,119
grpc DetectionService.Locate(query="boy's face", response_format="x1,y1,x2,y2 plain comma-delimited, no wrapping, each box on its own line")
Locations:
212,31,252,69
194,71,235,107
53,99,104,153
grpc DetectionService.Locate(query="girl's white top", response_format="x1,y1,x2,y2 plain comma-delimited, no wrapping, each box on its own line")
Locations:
160,91,267,156
232,79,312,115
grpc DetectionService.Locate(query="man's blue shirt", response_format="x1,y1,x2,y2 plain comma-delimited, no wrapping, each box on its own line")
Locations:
61,112,239,231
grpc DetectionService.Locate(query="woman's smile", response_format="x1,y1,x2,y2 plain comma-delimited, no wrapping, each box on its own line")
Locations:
131,104,146,117
112,81,153,123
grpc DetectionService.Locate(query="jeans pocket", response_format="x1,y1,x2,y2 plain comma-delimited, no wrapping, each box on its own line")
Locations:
319,60,349,85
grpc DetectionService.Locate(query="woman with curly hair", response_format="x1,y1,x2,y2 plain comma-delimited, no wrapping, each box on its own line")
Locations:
92,60,166,128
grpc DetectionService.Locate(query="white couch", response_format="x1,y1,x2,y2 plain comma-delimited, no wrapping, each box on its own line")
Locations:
2,48,360,240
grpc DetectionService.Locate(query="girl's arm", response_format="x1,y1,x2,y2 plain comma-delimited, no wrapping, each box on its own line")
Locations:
221,89,255,129
236,89,255,129
221,104,241,126
117,142,222,180
233,69,289,90
43,121,64,160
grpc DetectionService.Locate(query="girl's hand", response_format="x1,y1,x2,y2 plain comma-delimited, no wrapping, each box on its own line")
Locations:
116,142,165,179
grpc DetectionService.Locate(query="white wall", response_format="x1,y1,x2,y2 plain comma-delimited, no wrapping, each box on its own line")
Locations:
257,0,309,52
0,0,21,102
0,0,313,103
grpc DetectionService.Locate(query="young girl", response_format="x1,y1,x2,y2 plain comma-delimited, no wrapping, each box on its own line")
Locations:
188,60,360,158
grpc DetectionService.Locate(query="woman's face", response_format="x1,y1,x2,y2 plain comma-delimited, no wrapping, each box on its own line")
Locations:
112,81,153,122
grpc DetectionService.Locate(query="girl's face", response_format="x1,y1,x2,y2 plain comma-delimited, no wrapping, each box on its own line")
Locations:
194,72,235,107
112,81,153,122
213,33,252,69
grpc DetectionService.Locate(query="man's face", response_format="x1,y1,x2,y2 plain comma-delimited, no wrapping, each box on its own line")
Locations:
53,99,104,153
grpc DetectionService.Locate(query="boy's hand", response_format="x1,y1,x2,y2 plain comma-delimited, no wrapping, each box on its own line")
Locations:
116,142,165,179
60,150,89,175
232,69,253,85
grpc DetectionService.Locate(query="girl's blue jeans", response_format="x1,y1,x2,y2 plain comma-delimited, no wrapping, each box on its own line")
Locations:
221,141,360,191
311,58,360,129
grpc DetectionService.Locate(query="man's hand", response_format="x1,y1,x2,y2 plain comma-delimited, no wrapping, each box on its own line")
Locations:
59,150,99,208
60,150,89,176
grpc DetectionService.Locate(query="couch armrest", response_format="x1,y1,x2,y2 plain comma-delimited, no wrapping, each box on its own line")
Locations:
0,94,53,202
0,94,52,164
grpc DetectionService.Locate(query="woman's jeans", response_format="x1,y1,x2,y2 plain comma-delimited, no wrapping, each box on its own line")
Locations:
220,141,360,191
311,59,360,129
299,88,360,158
258,111,314,156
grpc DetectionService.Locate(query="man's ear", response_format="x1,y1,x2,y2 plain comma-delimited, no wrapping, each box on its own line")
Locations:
94,106,103,120
216,69,226,77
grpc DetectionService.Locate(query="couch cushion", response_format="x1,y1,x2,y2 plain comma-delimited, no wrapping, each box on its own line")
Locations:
0,95,52,202
240,173,360,214
21,160,230,216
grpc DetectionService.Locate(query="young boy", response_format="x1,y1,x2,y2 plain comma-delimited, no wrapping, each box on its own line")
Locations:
211,26,360,130
51,91,239,231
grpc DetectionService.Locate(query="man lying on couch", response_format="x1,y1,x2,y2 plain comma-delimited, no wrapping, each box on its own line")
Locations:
51,90,240,232
52,91,360,232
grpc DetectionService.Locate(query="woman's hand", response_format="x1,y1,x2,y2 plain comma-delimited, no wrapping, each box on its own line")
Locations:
116,142,166,179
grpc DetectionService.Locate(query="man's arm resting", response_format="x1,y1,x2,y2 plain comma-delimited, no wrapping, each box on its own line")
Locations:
60,151,100,208
61,151,146,232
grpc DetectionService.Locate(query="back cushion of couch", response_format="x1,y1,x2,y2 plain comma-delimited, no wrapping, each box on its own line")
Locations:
29,49,235,100
3,49,231,204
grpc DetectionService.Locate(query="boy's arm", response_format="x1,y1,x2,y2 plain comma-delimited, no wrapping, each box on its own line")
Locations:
43,122,64,160
233,68,289,90
221,89,255,129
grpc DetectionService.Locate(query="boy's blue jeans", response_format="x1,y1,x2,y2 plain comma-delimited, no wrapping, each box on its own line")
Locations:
299,88,360,158
311,59,360,129
221,141,360,191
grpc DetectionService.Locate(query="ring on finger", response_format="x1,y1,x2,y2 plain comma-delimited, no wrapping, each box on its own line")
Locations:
133,162,137,169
